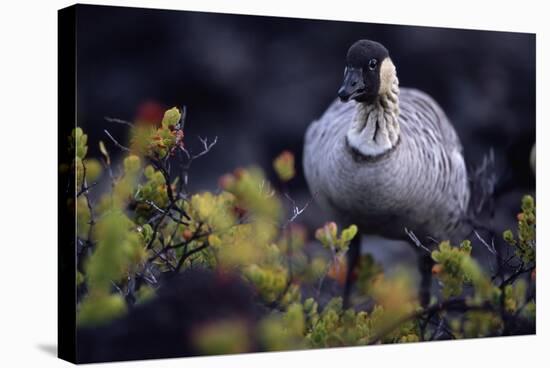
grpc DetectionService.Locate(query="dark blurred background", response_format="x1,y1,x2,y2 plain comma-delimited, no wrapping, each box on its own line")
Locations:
76,5,535,264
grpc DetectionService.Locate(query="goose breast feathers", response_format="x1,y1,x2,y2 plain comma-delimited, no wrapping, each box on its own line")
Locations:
303,87,470,241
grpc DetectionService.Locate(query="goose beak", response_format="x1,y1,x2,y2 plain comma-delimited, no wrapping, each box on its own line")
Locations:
338,67,366,102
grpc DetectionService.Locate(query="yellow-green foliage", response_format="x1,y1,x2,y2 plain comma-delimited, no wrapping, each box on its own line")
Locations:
134,165,170,221
76,196,91,239
431,240,491,299
242,226,306,304
77,293,127,327
259,314,305,351
193,319,251,355
72,109,535,346
258,275,420,350
187,191,236,234
503,279,527,313
244,264,288,303
356,254,384,295
221,167,282,223
135,285,156,305
273,150,295,182
315,222,358,253
503,195,536,264
71,127,103,190
85,209,147,292
71,127,88,160
130,107,180,158
295,294,417,348
462,311,503,338
520,300,536,321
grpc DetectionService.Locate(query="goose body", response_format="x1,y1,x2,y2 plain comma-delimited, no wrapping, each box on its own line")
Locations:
303,40,470,244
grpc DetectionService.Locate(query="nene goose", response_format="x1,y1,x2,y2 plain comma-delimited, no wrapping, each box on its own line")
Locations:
303,40,470,307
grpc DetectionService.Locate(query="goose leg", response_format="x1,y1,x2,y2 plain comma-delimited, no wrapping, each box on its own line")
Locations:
343,235,361,309
417,251,433,307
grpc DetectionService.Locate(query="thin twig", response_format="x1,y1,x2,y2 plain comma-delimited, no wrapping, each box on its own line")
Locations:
430,316,448,341
145,200,177,250
176,136,218,194
500,265,535,288
148,247,176,271
147,227,210,263
474,230,497,255
404,228,431,254
149,158,176,203
77,161,96,273
139,200,189,225
104,116,134,127
175,242,210,272
77,181,98,197
283,191,315,227
104,129,130,152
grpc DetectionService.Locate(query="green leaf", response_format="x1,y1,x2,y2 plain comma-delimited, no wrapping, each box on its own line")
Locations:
123,154,142,174
341,225,358,242
273,151,296,182
193,319,250,355
161,107,181,129
99,140,110,165
84,158,102,182
135,285,156,304
77,293,127,326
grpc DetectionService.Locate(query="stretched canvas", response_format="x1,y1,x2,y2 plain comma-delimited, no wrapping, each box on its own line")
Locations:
58,4,536,364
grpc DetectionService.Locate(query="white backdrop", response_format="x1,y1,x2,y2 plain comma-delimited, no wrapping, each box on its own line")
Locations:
0,0,546,367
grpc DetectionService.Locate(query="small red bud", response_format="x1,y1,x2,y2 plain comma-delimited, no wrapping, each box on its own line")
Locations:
218,174,234,189
233,168,246,179
182,229,193,241
432,264,443,275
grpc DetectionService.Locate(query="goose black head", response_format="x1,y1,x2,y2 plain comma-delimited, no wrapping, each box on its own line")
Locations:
338,40,391,103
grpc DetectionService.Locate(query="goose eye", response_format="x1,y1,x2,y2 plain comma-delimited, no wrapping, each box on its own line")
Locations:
368,59,378,70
